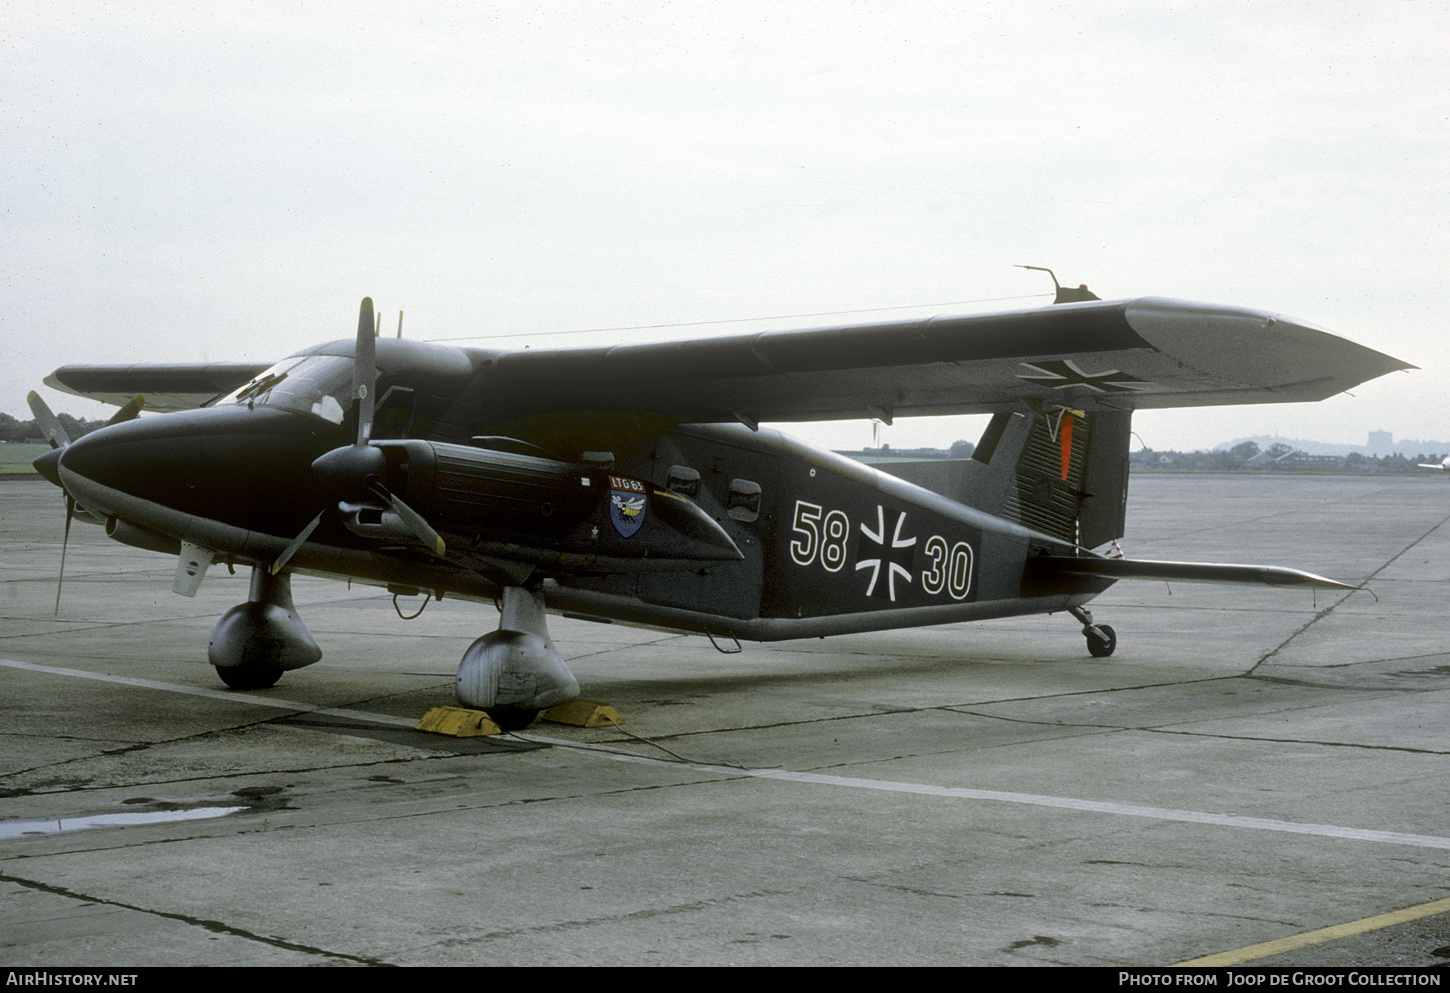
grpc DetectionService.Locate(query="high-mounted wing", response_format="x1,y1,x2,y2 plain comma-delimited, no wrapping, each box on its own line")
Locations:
481,297,1410,424
44,362,272,413
43,297,1408,424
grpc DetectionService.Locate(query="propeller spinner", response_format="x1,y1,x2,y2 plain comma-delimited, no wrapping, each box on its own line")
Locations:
270,298,446,575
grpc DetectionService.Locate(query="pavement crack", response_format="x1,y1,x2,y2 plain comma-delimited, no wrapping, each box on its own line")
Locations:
1249,509,1450,675
0,870,390,965
1,755,435,798
841,875,978,901
1145,727,1450,756
429,886,797,946
1245,672,1427,692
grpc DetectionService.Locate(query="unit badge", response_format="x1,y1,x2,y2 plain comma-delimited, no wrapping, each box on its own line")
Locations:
609,475,648,538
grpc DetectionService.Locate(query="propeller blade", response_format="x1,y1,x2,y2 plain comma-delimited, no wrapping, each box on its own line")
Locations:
27,391,71,449
370,482,447,558
354,297,376,446
270,511,325,575
105,394,145,427
55,494,74,616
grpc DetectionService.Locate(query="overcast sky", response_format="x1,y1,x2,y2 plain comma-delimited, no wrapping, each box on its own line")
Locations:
5,1,1447,452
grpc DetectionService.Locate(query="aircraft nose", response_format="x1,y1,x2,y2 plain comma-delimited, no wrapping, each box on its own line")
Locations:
58,416,202,497
56,406,340,532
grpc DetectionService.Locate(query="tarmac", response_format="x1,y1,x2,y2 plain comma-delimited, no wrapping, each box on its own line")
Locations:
2,471,1449,967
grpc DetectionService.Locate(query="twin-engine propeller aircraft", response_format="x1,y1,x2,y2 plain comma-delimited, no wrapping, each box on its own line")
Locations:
29,286,1410,728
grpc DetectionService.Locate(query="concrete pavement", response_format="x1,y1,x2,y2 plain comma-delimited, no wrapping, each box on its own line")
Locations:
3,473,1449,966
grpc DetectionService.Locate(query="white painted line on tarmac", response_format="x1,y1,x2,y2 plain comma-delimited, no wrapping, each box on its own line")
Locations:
10,656,1450,853
520,733,1450,851
0,658,419,728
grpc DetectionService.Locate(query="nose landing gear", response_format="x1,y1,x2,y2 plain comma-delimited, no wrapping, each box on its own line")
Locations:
209,567,323,689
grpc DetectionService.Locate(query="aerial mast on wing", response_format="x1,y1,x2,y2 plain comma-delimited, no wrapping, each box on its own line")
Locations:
1017,264,1100,304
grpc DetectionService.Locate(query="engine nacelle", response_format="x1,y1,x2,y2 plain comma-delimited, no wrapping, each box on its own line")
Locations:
106,517,182,556
354,440,742,574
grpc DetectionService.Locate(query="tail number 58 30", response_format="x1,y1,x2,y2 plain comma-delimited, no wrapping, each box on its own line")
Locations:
789,500,973,599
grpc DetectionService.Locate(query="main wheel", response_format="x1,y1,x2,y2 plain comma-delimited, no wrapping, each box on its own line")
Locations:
1085,624,1117,658
215,665,284,690
486,707,541,732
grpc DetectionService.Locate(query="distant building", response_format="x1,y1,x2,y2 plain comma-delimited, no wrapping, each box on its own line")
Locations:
1275,451,1343,469
1368,430,1393,457
835,445,953,464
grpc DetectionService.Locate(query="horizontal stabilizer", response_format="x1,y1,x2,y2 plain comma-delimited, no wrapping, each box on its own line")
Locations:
1034,555,1356,591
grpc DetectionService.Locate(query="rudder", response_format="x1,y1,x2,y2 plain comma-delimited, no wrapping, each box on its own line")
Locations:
876,408,1132,550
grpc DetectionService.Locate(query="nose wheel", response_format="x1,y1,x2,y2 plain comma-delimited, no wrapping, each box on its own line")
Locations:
1069,606,1116,658
215,664,284,690
209,567,322,688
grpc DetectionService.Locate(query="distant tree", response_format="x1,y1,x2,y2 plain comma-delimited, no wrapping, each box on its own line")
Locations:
1266,443,1293,459
0,411,108,444
56,413,108,440
1211,449,1239,470
1229,441,1260,463
948,439,975,459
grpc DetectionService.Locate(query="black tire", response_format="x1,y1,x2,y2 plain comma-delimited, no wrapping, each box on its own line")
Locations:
486,707,541,732
1086,624,1117,658
215,665,284,690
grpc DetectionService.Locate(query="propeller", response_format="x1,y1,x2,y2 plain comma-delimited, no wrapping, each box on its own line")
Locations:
26,391,141,614
28,390,72,450
270,298,446,575
55,494,74,616
27,391,76,613
105,394,146,427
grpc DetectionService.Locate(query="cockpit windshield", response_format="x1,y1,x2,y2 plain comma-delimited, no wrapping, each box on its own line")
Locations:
213,355,358,425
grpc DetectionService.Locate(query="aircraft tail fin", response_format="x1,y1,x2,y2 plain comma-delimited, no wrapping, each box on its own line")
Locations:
876,408,1132,549
1000,407,1132,550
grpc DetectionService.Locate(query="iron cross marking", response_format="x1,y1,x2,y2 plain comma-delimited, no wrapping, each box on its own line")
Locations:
1017,359,1151,394
856,505,917,602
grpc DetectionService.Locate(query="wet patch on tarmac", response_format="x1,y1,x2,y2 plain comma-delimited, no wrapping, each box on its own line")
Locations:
0,782,300,839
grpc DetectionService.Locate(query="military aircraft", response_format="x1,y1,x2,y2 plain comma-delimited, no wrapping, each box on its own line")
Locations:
28,287,1410,728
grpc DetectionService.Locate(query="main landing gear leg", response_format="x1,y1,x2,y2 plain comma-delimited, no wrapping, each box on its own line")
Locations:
1069,605,1117,658
456,586,580,731
209,567,323,689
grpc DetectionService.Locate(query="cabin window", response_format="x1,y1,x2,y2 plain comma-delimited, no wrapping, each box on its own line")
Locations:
726,479,761,522
372,386,416,439
667,465,701,498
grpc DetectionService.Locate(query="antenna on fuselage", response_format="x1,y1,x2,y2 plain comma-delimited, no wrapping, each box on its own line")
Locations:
397,310,404,338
